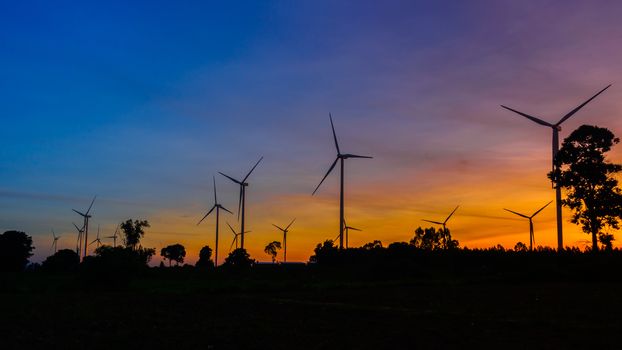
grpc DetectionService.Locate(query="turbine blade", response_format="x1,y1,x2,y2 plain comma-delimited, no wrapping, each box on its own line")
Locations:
197,205,216,226
422,219,444,225
501,105,553,127
556,84,612,126
220,205,233,214
329,113,341,154
219,172,243,185
229,237,236,252
226,222,236,235
85,195,97,215
503,208,530,219
345,154,373,159
72,209,86,217
272,224,285,231
312,157,339,195
242,156,263,182
285,218,296,230
237,187,243,220
444,205,460,224
349,227,362,231
73,223,82,231
531,200,553,218
213,175,217,204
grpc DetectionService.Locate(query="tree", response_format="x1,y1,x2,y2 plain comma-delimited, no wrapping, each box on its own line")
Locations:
195,245,214,269
120,219,150,250
550,125,622,252
361,240,383,250
514,242,528,252
223,248,254,269
41,249,80,272
0,230,34,272
160,244,186,266
410,227,459,250
264,241,282,263
309,240,339,264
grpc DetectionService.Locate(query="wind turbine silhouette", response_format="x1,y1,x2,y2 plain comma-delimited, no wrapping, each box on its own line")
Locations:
272,218,295,263
220,157,263,249
89,225,103,249
226,222,250,253
105,224,120,248
422,205,460,232
51,229,60,254
313,114,372,249
198,176,233,267
501,84,611,251
343,218,361,249
72,196,96,260
72,222,84,256
504,201,552,251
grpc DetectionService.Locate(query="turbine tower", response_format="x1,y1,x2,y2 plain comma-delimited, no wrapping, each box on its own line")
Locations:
313,114,372,249
272,218,295,263
504,201,552,251
198,176,233,267
219,157,263,249
422,205,460,232
501,84,611,251
343,218,361,249
51,229,60,254
72,195,96,260
72,223,84,257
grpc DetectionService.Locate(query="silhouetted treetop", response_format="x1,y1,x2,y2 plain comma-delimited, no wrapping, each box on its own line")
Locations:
160,244,186,267
42,249,79,272
0,230,34,272
196,245,214,269
410,227,459,250
121,219,150,250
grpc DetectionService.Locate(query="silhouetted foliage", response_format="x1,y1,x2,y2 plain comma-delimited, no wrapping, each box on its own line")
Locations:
514,242,528,252
160,244,186,266
362,240,383,250
41,249,80,272
120,219,151,250
550,125,622,252
195,245,214,269
309,240,339,264
223,248,254,270
80,246,155,288
264,241,282,263
0,230,34,272
410,227,459,250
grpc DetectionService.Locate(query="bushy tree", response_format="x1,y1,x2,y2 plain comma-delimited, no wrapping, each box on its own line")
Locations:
264,241,282,263
195,245,214,269
513,242,528,252
0,230,34,272
120,219,150,250
410,227,459,250
361,240,383,250
309,240,339,264
550,125,622,252
223,248,254,269
160,244,186,266
41,249,80,272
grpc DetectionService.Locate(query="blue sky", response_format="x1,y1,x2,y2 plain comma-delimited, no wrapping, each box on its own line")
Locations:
2,0,622,263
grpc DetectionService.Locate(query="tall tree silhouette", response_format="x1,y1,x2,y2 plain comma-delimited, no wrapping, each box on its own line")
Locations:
120,219,150,250
0,230,34,271
550,125,622,252
410,227,459,250
160,244,186,266
264,241,282,263
195,245,214,268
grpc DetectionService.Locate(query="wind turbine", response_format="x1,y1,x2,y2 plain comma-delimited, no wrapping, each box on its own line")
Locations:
501,84,611,251
272,218,295,263
219,157,263,249
105,224,120,248
73,195,96,260
422,205,460,232
343,218,361,249
89,225,103,249
72,222,84,256
198,175,233,267
226,222,250,253
312,114,372,249
51,229,60,254
504,201,552,251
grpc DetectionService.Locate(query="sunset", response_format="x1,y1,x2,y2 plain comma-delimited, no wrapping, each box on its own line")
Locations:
2,1,622,348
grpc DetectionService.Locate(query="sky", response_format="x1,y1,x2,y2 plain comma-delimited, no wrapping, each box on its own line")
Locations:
2,0,622,265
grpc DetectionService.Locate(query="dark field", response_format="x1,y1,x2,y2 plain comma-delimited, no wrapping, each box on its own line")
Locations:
2,267,622,350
